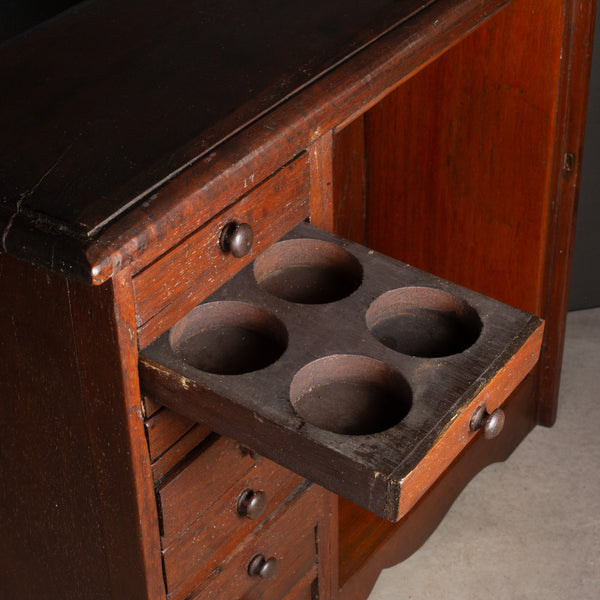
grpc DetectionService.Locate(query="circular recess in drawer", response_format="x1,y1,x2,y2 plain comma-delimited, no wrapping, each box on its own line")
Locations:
253,238,363,304
289,355,412,435
169,301,288,374
366,287,482,358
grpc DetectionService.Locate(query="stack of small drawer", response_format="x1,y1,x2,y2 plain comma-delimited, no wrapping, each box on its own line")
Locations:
142,398,324,600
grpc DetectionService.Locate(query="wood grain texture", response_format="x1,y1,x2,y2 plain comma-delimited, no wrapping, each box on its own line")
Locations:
184,483,324,600
157,435,256,542
140,222,544,521
537,0,598,425
133,155,309,347
68,269,166,599
163,460,305,600
361,0,590,427
150,423,213,483
0,256,165,600
144,406,201,462
332,117,368,244
0,256,113,600
0,0,511,283
339,373,537,599
0,0,434,236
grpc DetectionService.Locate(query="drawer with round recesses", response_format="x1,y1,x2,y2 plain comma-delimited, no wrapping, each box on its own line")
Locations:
139,221,544,521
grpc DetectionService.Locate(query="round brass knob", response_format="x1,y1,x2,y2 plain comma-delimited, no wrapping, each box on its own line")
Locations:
470,406,505,440
220,222,254,258
248,554,278,579
237,489,267,520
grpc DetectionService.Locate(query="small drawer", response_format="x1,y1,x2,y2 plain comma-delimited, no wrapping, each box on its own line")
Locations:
184,483,322,600
163,455,305,599
140,222,544,521
150,422,212,482
157,435,257,542
144,406,198,462
133,154,309,348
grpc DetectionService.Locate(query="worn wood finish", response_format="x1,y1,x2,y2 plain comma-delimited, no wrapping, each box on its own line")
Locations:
133,154,309,347
339,373,537,599
1,0,511,283
157,435,255,541
68,269,166,599
163,459,304,600
0,0,434,236
0,255,164,600
144,407,198,462
140,222,543,521
537,0,598,425
186,483,324,600
150,424,212,483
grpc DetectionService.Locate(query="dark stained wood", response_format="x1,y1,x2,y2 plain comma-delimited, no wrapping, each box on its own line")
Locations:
338,373,537,599
537,0,598,425
68,268,166,599
0,255,113,600
0,0,435,237
133,154,309,347
1,0,511,284
1,0,595,598
0,255,165,600
157,435,256,542
140,222,544,521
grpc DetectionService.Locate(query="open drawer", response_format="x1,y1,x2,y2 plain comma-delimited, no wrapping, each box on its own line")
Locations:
139,222,544,521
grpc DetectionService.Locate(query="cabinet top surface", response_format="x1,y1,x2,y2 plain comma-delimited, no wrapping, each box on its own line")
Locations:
0,0,434,240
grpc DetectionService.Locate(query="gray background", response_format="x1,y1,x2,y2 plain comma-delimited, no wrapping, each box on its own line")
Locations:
569,2,600,310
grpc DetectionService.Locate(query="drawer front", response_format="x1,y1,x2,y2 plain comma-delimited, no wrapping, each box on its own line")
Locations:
184,483,322,600
163,457,305,599
157,435,257,542
133,154,309,348
140,222,544,521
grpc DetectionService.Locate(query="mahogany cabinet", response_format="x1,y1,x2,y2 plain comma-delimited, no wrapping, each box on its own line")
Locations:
0,1,595,598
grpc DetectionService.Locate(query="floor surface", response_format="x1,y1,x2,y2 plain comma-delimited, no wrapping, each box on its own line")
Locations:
368,307,600,599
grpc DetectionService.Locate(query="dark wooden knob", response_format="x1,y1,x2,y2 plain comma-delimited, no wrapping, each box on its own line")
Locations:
248,554,278,579
220,222,254,258
237,489,267,520
470,406,505,439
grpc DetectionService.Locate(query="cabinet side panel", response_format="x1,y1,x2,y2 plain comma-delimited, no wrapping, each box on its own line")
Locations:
0,256,112,600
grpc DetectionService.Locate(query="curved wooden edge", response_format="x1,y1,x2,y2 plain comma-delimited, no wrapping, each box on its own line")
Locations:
393,317,543,521
338,373,537,600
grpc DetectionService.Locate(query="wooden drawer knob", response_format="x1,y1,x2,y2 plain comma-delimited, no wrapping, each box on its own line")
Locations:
237,489,268,520
470,406,505,439
248,554,278,579
220,222,254,258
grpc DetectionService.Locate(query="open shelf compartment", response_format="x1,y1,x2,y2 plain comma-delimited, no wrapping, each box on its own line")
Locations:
139,222,544,521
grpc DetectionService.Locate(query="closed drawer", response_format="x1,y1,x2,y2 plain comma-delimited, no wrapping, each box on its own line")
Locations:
157,435,257,542
184,483,323,600
133,154,309,347
163,454,305,599
140,222,544,521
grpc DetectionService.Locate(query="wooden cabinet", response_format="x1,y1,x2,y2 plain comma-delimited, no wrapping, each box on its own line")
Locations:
0,1,595,599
